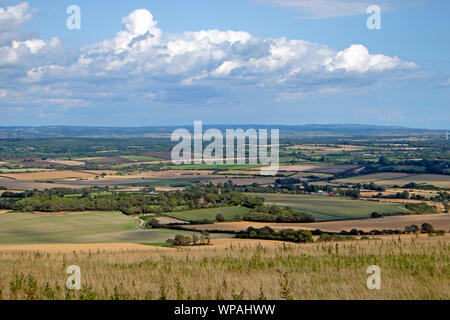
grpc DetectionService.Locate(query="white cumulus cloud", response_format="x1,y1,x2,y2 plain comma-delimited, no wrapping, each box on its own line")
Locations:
0,6,419,109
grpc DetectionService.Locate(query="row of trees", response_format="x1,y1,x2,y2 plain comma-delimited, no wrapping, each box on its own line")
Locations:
236,227,313,243
6,184,265,214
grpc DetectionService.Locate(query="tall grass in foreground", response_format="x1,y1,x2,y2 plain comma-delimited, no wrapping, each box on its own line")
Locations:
0,237,448,300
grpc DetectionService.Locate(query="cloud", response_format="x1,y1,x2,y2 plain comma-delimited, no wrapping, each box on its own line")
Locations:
251,0,404,19
0,2,34,31
0,5,418,111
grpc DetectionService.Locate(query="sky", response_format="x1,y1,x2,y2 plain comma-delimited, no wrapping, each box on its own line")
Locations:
0,0,449,129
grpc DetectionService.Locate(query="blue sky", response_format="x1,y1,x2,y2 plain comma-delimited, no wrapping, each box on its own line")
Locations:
0,0,448,128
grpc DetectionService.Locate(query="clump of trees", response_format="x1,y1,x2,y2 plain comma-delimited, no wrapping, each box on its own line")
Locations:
317,234,356,242
243,205,314,223
236,227,313,243
171,231,211,246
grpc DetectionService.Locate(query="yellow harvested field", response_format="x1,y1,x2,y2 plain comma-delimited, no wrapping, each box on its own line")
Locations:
0,239,284,254
104,169,214,179
189,214,450,233
46,159,86,166
0,243,168,254
0,170,97,180
361,188,440,197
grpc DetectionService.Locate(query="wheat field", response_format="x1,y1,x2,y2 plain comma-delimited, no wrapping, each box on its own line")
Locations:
0,235,448,300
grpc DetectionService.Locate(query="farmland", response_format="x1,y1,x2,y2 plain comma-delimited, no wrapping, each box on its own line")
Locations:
334,173,450,189
248,193,412,221
163,206,251,222
0,125,448,301
187,214,450,233
0,211,223,245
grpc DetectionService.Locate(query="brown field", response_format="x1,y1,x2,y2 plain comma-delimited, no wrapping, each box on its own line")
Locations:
142,152,172,159
18,161,66,168
0,170,99,180
334,173,450,188
188,214,450,233
0,236,448,299
105,170,214,179
278,164,360,174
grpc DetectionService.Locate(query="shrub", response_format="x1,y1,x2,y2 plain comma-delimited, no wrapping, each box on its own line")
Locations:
215,213,225,222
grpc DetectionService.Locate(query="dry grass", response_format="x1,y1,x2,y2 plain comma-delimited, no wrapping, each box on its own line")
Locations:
0,236,448,300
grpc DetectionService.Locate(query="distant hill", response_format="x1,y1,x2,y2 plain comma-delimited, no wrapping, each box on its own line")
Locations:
0,124,442,139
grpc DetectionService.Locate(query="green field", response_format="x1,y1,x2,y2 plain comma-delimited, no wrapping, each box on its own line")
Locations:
121,155,163,162
0,211,224,244
164,206,251,222
126,180,191,187
168,163,263,170
249,193,411,221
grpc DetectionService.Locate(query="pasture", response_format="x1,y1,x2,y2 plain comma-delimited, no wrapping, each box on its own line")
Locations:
163,206,251,222
249,193,411,221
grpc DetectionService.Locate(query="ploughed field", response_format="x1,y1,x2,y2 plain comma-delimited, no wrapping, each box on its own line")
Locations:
248,193,412,221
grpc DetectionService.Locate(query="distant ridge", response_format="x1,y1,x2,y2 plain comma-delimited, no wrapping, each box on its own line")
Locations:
0,124,443,139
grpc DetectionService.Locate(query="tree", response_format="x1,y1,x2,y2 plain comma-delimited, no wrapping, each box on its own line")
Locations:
192,233,199,245
421,223,434,234
404,224,419,234
370,212,383,218
174,235,192,246
216,213,225,222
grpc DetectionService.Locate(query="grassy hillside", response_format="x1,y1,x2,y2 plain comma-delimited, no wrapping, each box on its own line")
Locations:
249,193,411,221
